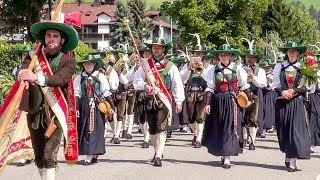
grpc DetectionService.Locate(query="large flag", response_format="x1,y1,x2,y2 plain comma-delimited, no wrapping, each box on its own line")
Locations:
0,81,34,174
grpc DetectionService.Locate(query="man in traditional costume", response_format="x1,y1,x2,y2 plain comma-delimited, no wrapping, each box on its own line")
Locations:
18,21,78,179
241,40,267,150
180,33,212,148
133,36,185,166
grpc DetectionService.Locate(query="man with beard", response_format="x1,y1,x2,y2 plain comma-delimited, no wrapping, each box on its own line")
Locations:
18,21,78,179
133,37,185,167
241,44,267,150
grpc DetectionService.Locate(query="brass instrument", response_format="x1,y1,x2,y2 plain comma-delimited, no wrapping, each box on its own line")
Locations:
190,57,203,74
103,50,112,64
128,52,137,63
114,53,127,74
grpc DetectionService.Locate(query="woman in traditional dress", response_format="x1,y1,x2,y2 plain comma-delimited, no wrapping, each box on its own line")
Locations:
202,44,250,169
273,41,311,172
261,59,276,134
74,54,115,165
307,53,320,153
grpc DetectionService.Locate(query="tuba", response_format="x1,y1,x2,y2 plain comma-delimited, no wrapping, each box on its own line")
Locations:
114,53,127,74
103,50,112,64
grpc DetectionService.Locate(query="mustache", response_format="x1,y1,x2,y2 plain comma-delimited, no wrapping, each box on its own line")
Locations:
43,44,62,56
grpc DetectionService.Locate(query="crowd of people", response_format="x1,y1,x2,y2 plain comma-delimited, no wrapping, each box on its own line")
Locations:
10,19,320,180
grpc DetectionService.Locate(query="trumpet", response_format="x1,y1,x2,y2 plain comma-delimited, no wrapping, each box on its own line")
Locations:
190,57,203,74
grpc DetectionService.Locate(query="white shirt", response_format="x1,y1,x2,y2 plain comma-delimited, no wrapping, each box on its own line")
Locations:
205,62,250,93
133,59,185,105
105,65,119,91
73,71,112,98
266,70,274,90
243,64,267,88
272,61,301,89
180,63,213,84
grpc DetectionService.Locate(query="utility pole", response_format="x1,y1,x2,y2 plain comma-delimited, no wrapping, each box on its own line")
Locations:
170,0,173,54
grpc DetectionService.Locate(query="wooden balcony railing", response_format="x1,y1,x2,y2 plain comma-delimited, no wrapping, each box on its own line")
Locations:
78,33,111,43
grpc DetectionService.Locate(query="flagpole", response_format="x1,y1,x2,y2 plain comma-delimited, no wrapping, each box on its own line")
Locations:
0,0,65,141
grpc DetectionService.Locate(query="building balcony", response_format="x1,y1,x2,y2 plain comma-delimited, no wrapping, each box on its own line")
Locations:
78,33,111,43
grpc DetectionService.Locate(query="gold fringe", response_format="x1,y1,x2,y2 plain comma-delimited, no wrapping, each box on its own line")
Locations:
0,153,34,175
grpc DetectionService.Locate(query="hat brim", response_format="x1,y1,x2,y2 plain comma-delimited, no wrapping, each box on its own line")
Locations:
77,58,104,70
30,22,79,52
278,46,308,54
111,50,126,54
13,49,29,56
212,50,240,56
145,43,172,55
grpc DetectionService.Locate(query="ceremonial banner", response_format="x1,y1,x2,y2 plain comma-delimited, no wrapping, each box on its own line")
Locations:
144,58,173,125
0,81,34,174
35,49,78,164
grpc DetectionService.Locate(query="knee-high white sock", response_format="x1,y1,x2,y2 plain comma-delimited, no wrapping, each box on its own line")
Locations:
42,168,56,180
150,134,157,151
196,123,204,142
127,114,134,134
242,127,248,140
115,121,123,138
122,113,128,130
156,132,166,159
290,158,297,168
249,127,257,143
190,123,197,136
143,123,150,142
224,156,231,165
38,168,44,179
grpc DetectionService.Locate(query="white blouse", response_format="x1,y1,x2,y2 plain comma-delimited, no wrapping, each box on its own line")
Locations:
205,62,250,93
74,71,112,98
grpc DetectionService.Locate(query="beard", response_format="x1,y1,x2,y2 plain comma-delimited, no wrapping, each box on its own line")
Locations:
43,44,62,56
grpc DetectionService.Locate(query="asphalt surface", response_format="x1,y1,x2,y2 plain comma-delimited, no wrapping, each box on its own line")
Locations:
1,125,320,180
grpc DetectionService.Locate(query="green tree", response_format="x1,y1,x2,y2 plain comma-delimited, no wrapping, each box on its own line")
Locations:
0,0,48,42
263,0,318,44
110,2,132,47
161,0,270,49
127,0,154,46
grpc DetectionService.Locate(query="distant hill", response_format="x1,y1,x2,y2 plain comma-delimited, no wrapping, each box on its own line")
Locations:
287,0,320,9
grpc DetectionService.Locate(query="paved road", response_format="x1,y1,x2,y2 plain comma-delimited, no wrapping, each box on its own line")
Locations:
1,126,320,180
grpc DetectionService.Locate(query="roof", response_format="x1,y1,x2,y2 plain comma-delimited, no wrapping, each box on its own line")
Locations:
48,2,177,30
145,17,177,30
51,2,117,24
146,10,161,16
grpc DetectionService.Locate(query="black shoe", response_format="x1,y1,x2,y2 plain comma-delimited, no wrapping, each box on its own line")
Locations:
17,162,26,166
166,132,172,138
110,135,115,143
220,157,225,165
92,158,98,163
121,130,128,138
192,136,197,146
141,141,149,148
287,167,296,172
126,134,133,139
193,141,201,148
285,162,290,168
83,161,91,166
222,163,231,169
114,138,120,144
259,134,266,138
153,157,162,167
25,159,32,165
248,143,255,150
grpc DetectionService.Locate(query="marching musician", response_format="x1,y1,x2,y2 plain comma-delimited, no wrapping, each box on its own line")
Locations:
180,33,212,148
74,55,115,165
202,44,250,169
133,35,185,167
241,40,267,150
